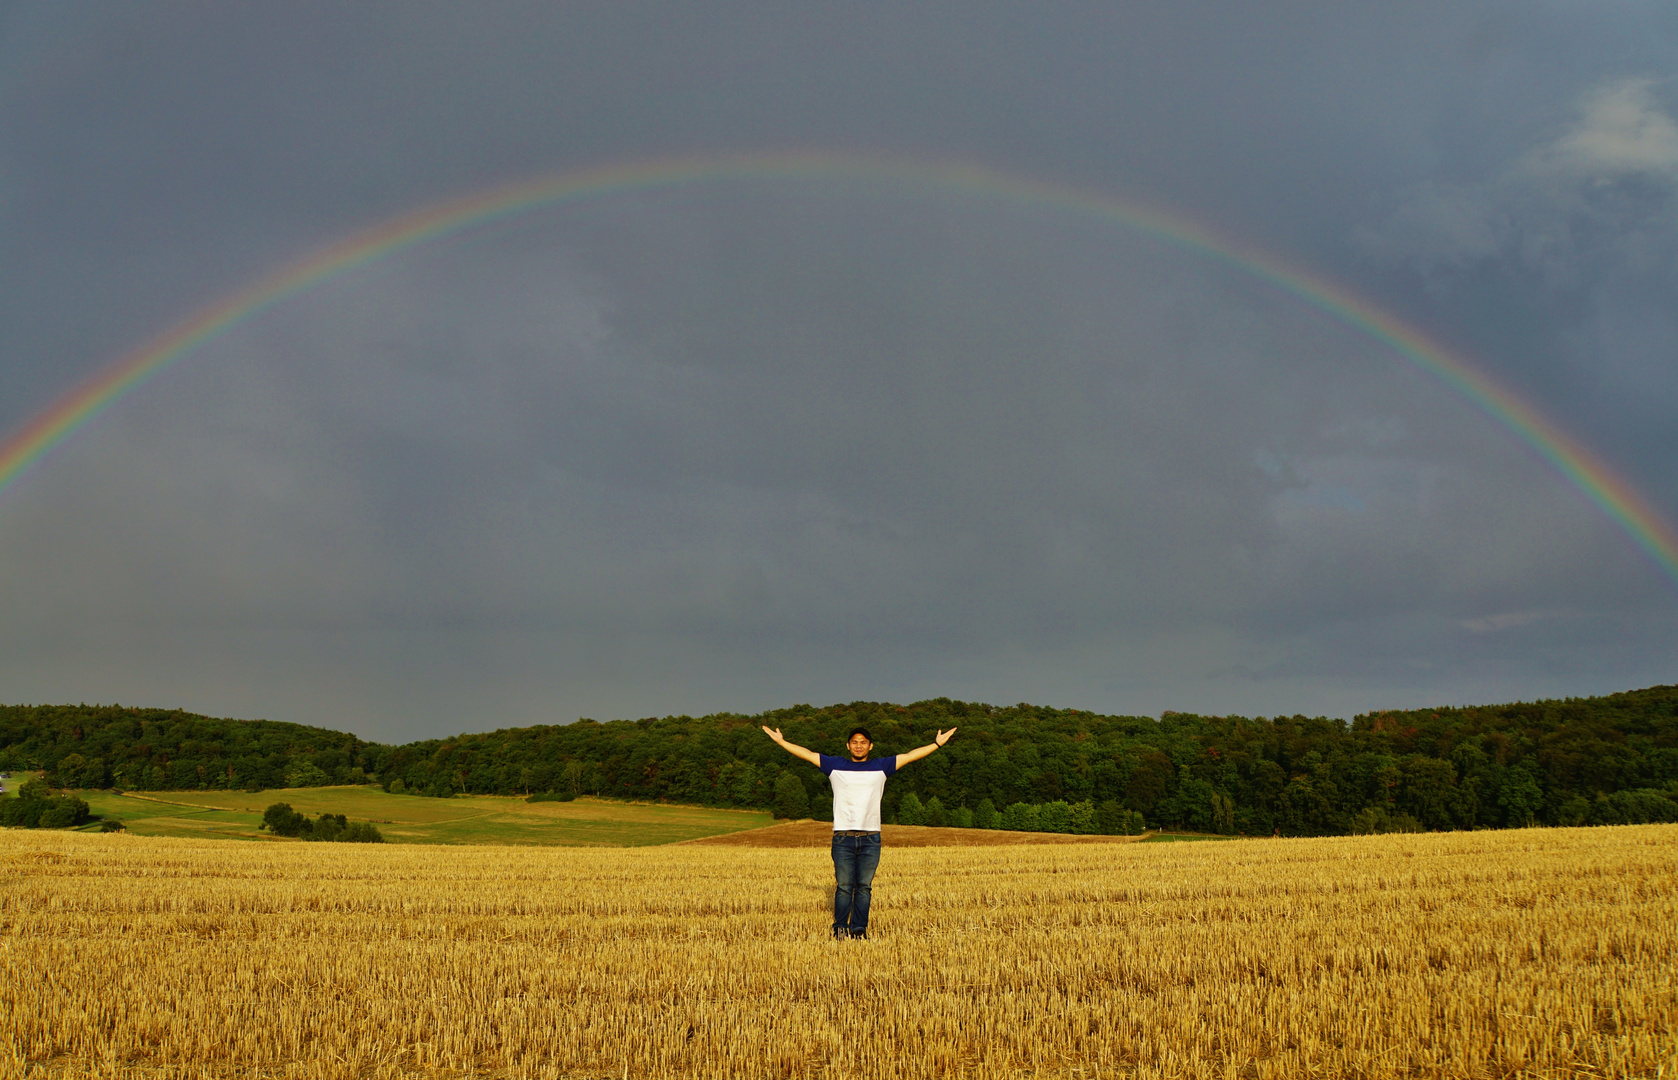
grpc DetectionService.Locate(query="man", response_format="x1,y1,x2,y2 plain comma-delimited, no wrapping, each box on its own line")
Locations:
762,723,956,939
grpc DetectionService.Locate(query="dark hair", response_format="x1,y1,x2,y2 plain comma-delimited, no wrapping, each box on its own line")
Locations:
846,728,873,743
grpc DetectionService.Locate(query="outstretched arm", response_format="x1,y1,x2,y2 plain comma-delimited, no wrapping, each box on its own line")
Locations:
762,727,822,767
896,727,957,770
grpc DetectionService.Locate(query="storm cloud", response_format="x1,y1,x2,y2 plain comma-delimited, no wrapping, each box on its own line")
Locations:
1,3,1674,740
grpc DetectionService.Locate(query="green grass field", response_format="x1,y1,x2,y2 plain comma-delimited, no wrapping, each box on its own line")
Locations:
0,769,40,796
71,786,774,846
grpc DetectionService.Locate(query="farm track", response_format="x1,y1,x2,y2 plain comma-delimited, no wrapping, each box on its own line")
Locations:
1,825,1674,1079
682,820,1148,846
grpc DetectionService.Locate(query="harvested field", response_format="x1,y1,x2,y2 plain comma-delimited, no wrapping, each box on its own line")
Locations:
684,820,1147,846
2,824,1674,1079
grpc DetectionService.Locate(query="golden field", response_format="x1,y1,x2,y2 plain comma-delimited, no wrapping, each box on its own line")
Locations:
1,824,1674,1080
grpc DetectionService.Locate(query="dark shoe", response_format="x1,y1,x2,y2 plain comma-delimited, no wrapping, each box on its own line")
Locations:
849,928,869,940
832,927,851,940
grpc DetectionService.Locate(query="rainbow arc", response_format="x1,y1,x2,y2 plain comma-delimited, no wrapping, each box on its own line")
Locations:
2,150,1674,585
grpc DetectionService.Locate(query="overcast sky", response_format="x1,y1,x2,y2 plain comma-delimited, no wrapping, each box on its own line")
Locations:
2,2,1675,742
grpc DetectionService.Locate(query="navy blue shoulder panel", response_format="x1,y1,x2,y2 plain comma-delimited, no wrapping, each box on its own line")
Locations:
818,754,897,776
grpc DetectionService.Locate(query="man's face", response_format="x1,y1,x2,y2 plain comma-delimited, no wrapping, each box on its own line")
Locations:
846,734,872,761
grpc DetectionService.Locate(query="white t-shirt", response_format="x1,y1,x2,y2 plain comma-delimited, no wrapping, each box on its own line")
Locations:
818,754,898,831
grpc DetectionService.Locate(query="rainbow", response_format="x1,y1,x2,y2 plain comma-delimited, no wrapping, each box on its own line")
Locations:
4,149,1676,585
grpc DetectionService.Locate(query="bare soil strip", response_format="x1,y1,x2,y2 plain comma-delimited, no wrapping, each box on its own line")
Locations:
681,819,1146,846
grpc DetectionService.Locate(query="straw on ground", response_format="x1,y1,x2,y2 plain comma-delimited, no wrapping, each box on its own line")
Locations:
1,824,1673,1079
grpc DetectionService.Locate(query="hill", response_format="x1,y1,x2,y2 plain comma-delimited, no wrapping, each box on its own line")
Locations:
3,685,1675,836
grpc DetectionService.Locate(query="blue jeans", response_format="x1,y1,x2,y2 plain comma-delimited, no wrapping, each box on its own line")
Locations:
831,832,882,935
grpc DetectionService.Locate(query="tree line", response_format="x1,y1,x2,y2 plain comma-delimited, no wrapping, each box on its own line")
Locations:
2,684,1675,836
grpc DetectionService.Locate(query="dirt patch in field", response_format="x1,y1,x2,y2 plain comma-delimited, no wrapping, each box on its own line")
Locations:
680,821,1146,848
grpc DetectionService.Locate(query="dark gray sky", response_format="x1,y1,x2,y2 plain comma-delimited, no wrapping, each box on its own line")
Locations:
2,2,1675,741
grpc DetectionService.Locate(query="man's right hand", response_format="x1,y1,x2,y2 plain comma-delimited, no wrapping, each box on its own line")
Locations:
763,726,820,766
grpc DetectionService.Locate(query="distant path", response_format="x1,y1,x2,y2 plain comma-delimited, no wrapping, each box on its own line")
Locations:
108,792,234,810
680,820,1148,847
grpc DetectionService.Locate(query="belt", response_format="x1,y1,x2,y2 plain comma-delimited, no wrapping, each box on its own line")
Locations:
834,829,876,837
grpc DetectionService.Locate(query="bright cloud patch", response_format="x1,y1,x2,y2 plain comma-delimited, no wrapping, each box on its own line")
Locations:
1533,78,1678,180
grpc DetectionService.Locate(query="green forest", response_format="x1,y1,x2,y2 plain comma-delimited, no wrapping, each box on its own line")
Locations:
3,685,1676,836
